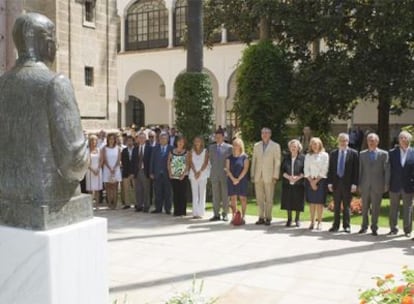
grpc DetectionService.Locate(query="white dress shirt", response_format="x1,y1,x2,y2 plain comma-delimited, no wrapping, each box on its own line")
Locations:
304,152,329,178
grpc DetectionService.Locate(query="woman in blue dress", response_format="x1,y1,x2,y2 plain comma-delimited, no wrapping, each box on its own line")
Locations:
225,137,249,224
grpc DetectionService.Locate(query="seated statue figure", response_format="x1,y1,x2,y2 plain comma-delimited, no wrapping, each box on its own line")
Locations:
0,13,91,230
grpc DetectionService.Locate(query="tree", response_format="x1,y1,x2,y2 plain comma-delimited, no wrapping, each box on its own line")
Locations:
235,41,292,144
333,1,414,147
174,0,213,143
205,0,414,147
204,0,358,138
187,0,203,72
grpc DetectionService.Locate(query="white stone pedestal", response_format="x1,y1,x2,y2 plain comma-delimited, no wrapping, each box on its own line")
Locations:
0,217,108,304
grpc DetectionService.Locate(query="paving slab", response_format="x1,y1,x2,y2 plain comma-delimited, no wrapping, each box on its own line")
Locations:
99,209,414,304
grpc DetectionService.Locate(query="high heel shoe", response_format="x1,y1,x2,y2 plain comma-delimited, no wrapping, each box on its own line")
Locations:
309,222,314,230
316,221,322,230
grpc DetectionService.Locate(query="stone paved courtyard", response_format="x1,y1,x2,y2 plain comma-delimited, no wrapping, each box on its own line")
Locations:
100,209,414,304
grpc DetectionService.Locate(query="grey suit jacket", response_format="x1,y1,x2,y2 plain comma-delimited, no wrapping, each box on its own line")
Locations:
208,142,232,181
358,149,390,194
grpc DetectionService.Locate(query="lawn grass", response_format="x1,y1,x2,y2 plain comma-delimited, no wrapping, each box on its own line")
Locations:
204,183,396,228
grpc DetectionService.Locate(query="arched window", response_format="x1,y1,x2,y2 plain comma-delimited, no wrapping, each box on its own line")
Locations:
129,96,145,127
126,0,168,50
174,0,187,46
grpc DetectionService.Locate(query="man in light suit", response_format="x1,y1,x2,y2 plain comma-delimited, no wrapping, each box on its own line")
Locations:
132,132,152,212
388,130,414,238
251,128,281,225
358,133,390,236
208,129,233,221
327,133,359,233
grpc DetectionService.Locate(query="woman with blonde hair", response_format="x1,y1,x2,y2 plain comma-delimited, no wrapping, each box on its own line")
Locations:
304,137,329,230
225,137,250,224
101,133,122,209
86,134,103,209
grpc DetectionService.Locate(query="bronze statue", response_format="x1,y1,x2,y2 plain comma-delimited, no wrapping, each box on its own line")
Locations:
0,13,92,230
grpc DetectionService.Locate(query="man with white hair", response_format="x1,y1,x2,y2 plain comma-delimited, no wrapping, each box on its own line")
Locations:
358,133,390,236
388,130,414,238
327,133,359,233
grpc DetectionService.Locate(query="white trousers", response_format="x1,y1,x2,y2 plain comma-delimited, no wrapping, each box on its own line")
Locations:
190,178,208,217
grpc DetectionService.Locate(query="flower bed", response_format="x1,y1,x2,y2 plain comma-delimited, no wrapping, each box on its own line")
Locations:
359,267,414,304
327,197,362,215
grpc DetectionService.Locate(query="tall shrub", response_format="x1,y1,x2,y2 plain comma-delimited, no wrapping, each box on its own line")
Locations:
235,41,292,145
174,73,213,144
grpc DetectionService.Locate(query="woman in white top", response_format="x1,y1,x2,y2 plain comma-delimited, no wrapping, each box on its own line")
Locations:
189,136,210,218
86,135,103,209
304,137,329,230
102,133,122,209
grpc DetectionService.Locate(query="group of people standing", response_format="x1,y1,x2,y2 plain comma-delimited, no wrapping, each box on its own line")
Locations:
84,125,414,239
281,130,414,239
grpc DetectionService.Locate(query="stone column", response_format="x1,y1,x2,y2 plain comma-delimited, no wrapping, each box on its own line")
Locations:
167,5,174,48
166,98,174,127
120,99,127,128
218,97,227,127
120,15,125,52
221,25,227,44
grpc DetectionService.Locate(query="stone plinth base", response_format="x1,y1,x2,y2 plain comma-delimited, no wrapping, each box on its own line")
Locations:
0,217,108,304
0,194,93,230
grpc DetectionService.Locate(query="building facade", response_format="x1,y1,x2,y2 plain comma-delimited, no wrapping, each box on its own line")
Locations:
116,0,414,139
0,0,118,130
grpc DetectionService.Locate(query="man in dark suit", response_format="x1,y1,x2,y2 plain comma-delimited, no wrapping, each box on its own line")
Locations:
121,136,136,209
388,131,414,238
168,127,178,147
132,132,152,212
150,132,173,214
358,133,390,236
328,133,359,233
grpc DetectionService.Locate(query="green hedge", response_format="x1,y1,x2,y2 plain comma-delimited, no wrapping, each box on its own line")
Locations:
174,72,213,145
235,41,293,146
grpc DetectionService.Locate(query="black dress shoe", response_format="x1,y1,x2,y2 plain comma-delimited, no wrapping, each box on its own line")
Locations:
209,215,221,221
358,228,367,234
344,227,351,233
387,230,398,235
264,219,271,226
328,227,339,232
286,220,292,227
371,231,378,236
405,232,411,238
165,210,172,215
255,218,265,225
143,209,149,213
295,220,301,227
135,207,143,212
123,205,131,210
222,214,229,222
151,210,161,214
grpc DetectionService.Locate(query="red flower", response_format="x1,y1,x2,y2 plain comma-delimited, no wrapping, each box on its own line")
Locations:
395,285,406,293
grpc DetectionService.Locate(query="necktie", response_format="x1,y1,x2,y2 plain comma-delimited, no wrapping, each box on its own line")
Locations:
139,146,144,169
338,150,345,178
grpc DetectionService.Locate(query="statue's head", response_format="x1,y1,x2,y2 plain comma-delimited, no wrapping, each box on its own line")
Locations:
12,13,56,65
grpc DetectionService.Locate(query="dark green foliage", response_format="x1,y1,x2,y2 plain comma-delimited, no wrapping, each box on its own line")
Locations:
291,50,357,137
235,41,292,145
174,73,213,144
205,0,414,148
